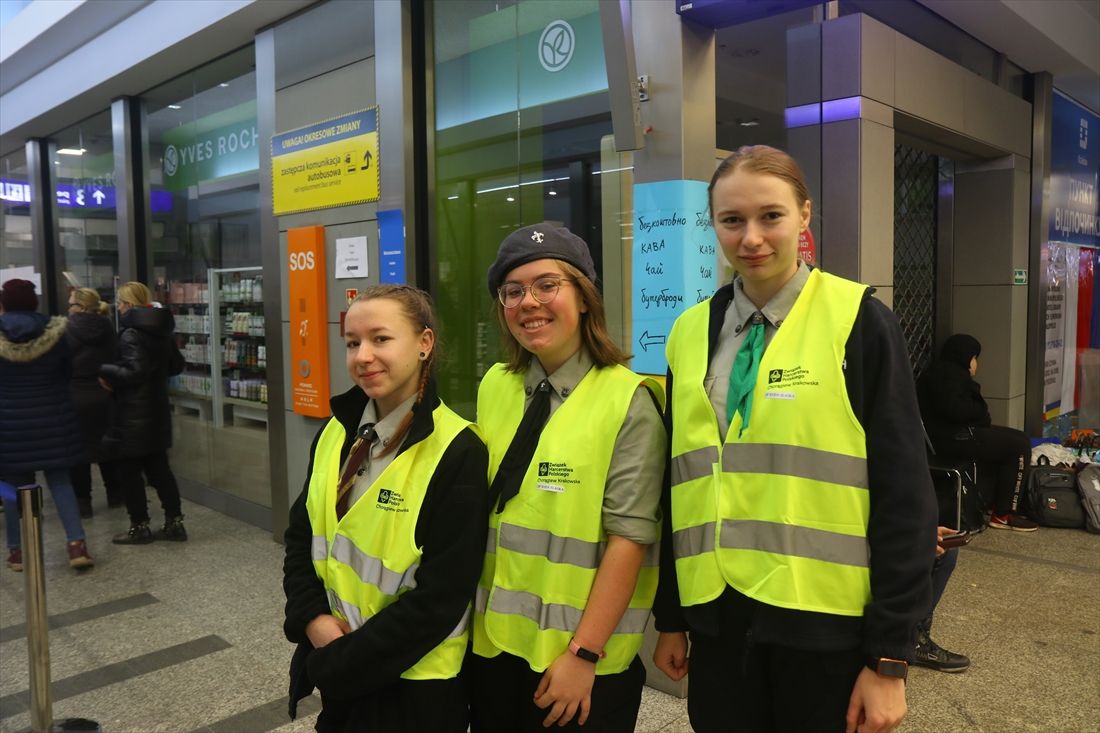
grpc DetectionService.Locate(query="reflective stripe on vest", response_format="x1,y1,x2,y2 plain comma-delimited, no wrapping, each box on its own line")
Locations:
484,524,660,568
305,402,475,680
473,362,662,674
666,270,872,616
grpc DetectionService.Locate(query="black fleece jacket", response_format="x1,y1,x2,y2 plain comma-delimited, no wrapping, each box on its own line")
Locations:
283,379,488,717
653,283,937,663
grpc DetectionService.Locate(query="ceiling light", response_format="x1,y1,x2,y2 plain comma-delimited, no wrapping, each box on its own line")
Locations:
447,195,459,200
219,83,229,88
548,190,557,196
506,196,515,202
57,148,85,156
739,119,760,127
54,160,60,165
168,104,182,110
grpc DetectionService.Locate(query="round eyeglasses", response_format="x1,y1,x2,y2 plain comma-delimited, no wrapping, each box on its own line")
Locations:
497,277,573,309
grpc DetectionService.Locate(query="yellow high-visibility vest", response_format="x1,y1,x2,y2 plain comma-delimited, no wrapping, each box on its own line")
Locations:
305,402,473,679
473,363,662,673
666,269,872,616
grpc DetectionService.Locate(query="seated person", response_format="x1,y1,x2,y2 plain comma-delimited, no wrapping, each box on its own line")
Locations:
918,334,1036,532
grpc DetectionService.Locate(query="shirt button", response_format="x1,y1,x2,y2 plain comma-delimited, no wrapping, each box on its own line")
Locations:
775,319,783,326
525,387,533,396
562,387,570,396
734,325,742,334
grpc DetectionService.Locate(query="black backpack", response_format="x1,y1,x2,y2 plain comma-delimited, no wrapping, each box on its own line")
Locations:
1026,456,1085,528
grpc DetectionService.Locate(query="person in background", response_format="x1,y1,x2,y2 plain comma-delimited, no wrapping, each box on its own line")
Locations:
653,146,936,733
0,278,94,570
100,281,187,545
283,285,487,732
918,334,1036,532
912,527,970,674
66,286,123,516
468,224,665,733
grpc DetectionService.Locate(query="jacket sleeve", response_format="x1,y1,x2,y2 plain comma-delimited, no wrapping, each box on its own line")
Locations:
99,330,149,387
858,298,938,662
305,427,489,699
653,367,688,632
283,423,333,645
927,368,990,427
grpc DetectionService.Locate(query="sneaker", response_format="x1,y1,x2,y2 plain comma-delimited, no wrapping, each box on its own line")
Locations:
989,513,1039,532
158,516,187,542
67,540,95,569
6,548,22,572
112,522,154,545
77,497,93,519
914,634,970,673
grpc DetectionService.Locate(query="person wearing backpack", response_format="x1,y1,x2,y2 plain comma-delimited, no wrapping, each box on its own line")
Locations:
918,334,1036,532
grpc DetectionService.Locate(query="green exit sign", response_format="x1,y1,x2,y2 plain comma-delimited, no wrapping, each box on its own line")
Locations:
1013,269,1027,285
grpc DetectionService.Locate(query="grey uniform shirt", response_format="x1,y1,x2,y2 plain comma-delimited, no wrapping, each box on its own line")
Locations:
706,261,811,440
345,392,417,508
522,348,665,544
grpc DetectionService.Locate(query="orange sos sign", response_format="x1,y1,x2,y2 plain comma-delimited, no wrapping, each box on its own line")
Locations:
288,225,331,417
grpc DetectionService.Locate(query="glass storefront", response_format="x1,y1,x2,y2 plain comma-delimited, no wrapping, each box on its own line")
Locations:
142,47,270,509
431,0,616,416
48,110,118,301
0,149,33,275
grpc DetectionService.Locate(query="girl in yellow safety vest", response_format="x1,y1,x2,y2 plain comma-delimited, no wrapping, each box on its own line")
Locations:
282,285,488,733
468,223,665,733
653,147,937,733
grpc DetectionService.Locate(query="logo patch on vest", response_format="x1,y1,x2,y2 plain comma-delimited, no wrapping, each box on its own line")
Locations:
764,364,817,388
376,488,408,513
534,461,579,493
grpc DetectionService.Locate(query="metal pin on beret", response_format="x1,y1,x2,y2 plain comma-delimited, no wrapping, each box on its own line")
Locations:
487,222,597,296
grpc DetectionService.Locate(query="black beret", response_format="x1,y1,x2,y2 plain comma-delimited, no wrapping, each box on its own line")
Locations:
487,223,596,296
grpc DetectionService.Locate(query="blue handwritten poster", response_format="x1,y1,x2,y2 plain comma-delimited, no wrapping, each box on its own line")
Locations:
631,180,718,375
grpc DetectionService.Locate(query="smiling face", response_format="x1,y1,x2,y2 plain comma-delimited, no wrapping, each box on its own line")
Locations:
501,258,587,375
712,168,812,307
344,297,434,419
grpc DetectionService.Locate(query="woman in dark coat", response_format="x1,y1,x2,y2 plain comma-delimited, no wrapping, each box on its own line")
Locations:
99,281,187,545
66,287,122,516
0,278,94,570
918,334,1036,531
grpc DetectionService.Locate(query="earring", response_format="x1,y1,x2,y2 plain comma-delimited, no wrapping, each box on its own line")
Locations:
419,352,426,360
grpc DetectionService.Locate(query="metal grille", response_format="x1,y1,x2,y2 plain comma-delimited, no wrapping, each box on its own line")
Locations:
893,144,938,377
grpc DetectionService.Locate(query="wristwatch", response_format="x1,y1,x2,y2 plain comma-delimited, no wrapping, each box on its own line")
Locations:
568,638,604,664
868,656,909,681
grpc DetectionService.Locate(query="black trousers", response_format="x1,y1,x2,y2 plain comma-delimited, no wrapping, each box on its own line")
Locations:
939,425,1029,514
467,651,645,733
69,460,122,503
687,617,864,733
316,677,467,733
117,451,182,525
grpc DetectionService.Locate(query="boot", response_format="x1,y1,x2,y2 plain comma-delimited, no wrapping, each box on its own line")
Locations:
158,515,187,542
112,522,154,545
913,628,970,672
67,539,95,569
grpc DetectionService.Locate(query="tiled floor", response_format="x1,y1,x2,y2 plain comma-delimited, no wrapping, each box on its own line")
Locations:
1,487,1098,732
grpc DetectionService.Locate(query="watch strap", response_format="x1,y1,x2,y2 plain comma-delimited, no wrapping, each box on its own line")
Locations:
568,638,604,664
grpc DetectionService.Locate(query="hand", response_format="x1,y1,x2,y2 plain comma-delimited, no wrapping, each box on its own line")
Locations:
534,651,596,727
98,377,113,393
305,614,351,649
653,631,689,681
845,666,907,733
935,526,955,557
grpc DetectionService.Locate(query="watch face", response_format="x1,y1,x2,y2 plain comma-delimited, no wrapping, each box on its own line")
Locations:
877,659,908,679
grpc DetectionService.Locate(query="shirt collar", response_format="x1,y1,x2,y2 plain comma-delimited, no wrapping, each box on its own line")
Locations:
730,261,811,331
524,347,593,400
358,392,418,450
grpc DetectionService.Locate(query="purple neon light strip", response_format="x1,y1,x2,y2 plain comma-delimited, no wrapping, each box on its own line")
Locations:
784,96,863,128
